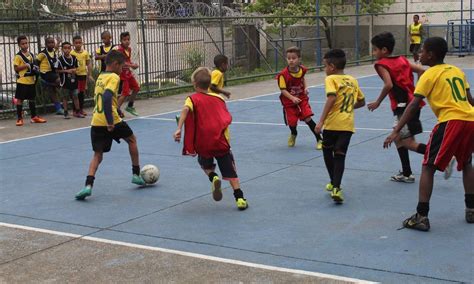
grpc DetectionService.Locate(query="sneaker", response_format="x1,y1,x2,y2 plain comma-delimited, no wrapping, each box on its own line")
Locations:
56,108,65,115
390,171,415,183
211,175,222,201
316,140,323,150
236,198,248,210
73,111,85,118
466,208,474,223
125,106,139,116
444,157,455,180
403,213,430,231
288,134,296,147
30,116,47,123
80,110,87,116
64,111,71,119
331,187,344,204
132,174,146,186
325,182,333,192
16,119,24,126
75,186,92,200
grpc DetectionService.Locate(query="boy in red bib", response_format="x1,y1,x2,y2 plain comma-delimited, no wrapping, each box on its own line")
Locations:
277,46,322,149
174,67,248,210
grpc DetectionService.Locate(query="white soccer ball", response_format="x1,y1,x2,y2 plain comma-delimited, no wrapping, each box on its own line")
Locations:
140,164,160,184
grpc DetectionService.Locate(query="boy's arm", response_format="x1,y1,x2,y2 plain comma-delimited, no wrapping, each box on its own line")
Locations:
410,62,425,78
467,89,473,106
368,65,392,111
103,89,115,132
302,77,309,95
315,94,337,134
86,57,94,81
174,106,191,142
210,85,230,98
354,97,366,109
281,89,301,104
384,96,423,148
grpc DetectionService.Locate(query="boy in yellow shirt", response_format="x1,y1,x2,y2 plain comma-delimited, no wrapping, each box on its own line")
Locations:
210,55,231,98
315,49,366,204
71,35,94,116
409,14,423,63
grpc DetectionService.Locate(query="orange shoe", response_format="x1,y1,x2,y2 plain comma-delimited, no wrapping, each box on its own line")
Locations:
30,116,47,123
16,119,24,126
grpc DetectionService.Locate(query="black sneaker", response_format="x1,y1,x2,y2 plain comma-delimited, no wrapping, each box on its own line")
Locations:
466,208,474,223
403,213,430,231
64,110,71,119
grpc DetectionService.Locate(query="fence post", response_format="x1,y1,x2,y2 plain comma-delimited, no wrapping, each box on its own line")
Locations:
139,0,150,96
279,0,285,69
355,0,360,65
404,0,408,56
219,0,225,54
315,0,321,67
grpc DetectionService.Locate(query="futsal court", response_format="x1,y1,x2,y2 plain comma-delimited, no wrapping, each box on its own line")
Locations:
0,70,473,283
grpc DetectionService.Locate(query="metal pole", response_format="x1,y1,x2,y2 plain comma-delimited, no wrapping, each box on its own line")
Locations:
280,0,285,52
330,0,334,49
219,0,225,54
355,0,359,64
404,0,408,56
470,0,472,53
316,0,321,66
459,0,463,55
139,0,150,95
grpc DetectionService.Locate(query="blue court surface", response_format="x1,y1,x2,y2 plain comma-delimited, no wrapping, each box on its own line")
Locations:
1,70,473,283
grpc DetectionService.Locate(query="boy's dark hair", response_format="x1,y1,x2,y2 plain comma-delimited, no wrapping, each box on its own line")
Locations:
105,50,126,65
101,30,111,38
72,35,82,42
192,67,211,89
213,54,228,67
423,37,448,61
371,32,395,53
61,41,72,48
323,49,346,70
413,14,420,19
286,46,301,58
45,36,54,43
17,35,27,44
120,31,130,40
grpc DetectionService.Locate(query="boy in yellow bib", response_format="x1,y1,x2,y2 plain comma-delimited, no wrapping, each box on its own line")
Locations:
409,15,423,63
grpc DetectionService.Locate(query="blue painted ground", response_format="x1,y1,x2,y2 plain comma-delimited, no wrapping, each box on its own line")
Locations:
1,71,473,283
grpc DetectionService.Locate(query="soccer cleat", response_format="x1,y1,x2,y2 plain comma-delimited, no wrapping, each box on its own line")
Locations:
56,108,65,115
16,119,24,126
288,134,296,147
64,111,71,119
30,116,46,123
466,208,474,223
403,213,430,231
75,186,92,200
132,174,146,186
125,106,139,116
390,172,415,183
236,198,248,210
211,175,222,201
316,140,323,150
331,187,344,204
325,183,334,192
444,157,455,180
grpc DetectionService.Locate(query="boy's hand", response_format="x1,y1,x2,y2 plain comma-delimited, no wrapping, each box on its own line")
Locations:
315,121,323,135
107,124,115,132
223,91,231,98
174,129,182,142
383,131,399,148
304,88,309,96
367,101,380,111
291,96,301,104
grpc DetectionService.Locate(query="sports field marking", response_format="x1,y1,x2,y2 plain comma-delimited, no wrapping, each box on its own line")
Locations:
0,222,375,284
0,74,378,145
240,99,325,104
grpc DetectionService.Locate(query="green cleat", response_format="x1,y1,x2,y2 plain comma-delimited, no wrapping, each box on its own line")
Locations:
316,140,323,150
331,187,344,204
325,183,334,192
236,198,248,210
211,175,223,201
125,106,139,116
75,186,92,200
288,134,296,147
132,174,146,186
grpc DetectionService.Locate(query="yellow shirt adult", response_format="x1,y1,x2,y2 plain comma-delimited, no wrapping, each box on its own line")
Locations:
409,23,423,44
71,49,91,76
13,52,35,85
36,50,56,73
414,64,473,123
210,69,224,90
91,72,122,126
324,74,365,132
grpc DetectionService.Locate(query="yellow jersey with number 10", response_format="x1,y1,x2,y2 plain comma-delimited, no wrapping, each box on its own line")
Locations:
91,72,122,126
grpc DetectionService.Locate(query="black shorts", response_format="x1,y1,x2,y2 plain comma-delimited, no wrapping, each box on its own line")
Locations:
40,71,59,86
90,121,134,153
322,130,353,154
198,152,238,180
15,83,36,100
394,108,423,139
409,44,421,54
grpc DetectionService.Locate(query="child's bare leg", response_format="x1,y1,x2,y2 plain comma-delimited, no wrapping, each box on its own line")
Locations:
415,165,436,217
72,96,80,112
463,162,474,195
117,95,127,110
124,135,140,167
400,136,426,154
88,151,103,177
62,96,68,112
229,179,240,190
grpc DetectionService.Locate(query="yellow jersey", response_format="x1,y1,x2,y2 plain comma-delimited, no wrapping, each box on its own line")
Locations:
96,45,114,72
71,49,91,76
414,64,473,123
324,74,365,132
409,23,422,44
91,72,122,126
36,50,56,73
210,69,224,90
13,52,35,85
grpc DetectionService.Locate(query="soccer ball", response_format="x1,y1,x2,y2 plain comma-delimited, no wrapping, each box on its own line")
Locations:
140,164,160,184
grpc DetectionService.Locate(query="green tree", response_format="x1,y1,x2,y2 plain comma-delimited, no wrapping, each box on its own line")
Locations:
246,0,395,48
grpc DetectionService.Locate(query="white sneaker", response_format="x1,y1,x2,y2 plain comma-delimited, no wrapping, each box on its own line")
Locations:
390,171,415,183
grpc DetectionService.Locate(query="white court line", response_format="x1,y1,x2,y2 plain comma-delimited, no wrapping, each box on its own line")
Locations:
240,99,325,104
0,222,375,284
0,74,378,145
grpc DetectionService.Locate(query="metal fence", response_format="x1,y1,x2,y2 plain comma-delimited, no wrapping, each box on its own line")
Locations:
0,1,472,116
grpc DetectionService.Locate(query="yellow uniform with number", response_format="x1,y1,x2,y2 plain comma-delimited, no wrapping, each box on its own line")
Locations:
71,49,91,76
210,69,224,91
91,72,122,126
324,74,365,132
414,64,473,123
409,23,422,44
36,50,56,73
14,53,35,85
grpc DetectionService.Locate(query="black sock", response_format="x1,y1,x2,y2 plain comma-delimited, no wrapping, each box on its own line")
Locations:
78,91,84,110
305,119,322,141
332,153,346,188
416,202,429,216
465,194,474,209
416,143,427,155
132,165,140,176
28,101,37,117
289,126,297,136
397,147,412,177
128,101,134,108
233,188,244,200
208,172,218,182
85,175,95,187
16,104,23,119
322,147,334,184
